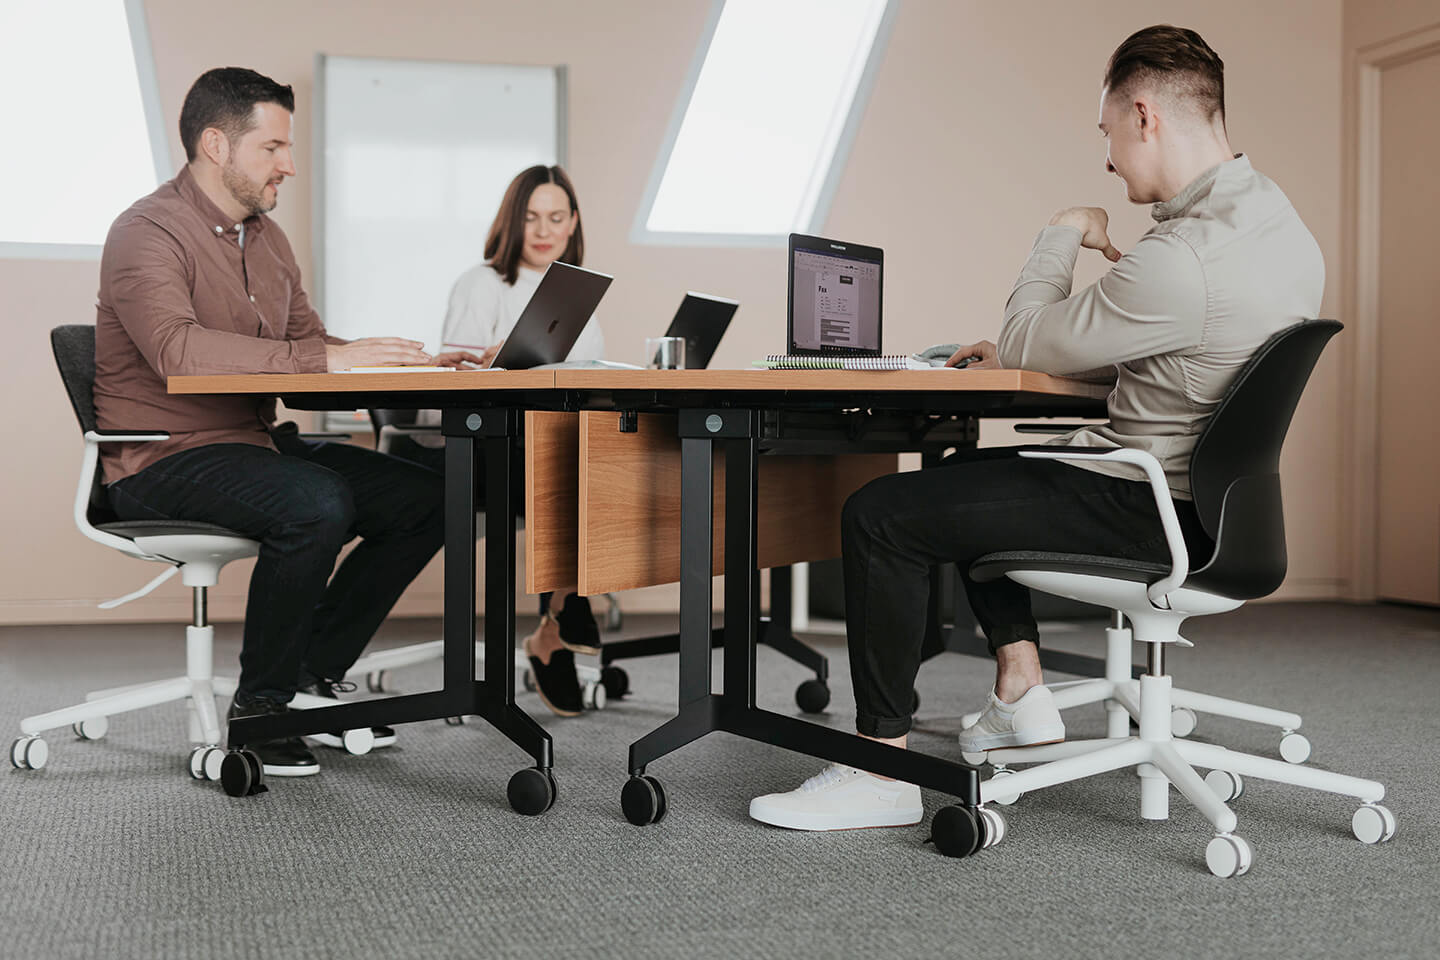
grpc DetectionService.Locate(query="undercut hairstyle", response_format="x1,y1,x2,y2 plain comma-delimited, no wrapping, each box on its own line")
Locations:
179,67,295,162
1104,25,1225,124
484,165,584,286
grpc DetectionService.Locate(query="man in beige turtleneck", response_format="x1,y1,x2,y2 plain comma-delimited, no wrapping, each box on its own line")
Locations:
750,24,1324,832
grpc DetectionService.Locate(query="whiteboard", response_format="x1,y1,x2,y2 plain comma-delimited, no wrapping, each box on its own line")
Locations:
314,55,564,352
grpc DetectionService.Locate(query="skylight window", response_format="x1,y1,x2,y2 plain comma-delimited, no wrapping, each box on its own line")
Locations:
0,0,166,258
635,0,894,245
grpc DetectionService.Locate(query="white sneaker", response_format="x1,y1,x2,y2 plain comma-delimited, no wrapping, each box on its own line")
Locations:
749,764,923,831
957,686,1065,752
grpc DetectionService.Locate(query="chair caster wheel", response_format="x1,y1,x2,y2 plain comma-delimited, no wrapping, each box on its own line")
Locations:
930,805,983,858
600,665,629,700
795,679,830,714
72,717,109,740
1204,769,1244,802
977,806,1006,849
521,670,537,694
604,599,623,632
1352,803,1396,844
984,768,1021,805
444,715,466,726
960,750,988,767
1170,707,1198,738
1279,731,1311,764
341,728,375,756
366,671,389,694
10,735,48,770
188,745,225,781
621,775,668,826
507,766,557,815
220,749,267,797
1205,833,1253,878
581,680,607,711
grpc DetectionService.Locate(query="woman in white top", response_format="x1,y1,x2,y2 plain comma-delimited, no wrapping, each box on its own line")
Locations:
416,165,606,716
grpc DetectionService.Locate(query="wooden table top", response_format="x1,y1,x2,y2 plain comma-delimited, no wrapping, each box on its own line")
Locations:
170,367,1109,399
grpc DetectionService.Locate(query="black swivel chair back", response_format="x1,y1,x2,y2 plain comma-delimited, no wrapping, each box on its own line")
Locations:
1181,319,1342,599
51,324,116,525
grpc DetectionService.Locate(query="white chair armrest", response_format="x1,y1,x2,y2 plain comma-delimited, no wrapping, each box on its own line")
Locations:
1017,446,1188,607
85,430,170,442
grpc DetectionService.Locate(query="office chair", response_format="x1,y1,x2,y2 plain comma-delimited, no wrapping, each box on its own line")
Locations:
12,326,374,780
940,321,1395,877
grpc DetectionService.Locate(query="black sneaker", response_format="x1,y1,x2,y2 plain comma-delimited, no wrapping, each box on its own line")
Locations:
554,594,602,656
297,678,397,749
522,635,583,717
226,694,319,777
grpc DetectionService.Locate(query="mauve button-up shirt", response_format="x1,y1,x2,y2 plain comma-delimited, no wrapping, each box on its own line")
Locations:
93,165,342,483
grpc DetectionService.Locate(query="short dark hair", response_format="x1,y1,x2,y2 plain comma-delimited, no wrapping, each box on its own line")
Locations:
1104,25,1225,123
179,67,294,162
483,165,584,286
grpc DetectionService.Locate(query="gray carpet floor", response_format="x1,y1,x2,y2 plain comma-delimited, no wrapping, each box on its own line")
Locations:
1,602,1436,960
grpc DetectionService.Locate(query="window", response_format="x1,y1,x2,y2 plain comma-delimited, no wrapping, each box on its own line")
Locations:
634,0,894,245
0,0,167,259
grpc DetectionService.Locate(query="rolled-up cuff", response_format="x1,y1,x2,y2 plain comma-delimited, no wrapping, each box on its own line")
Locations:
986,623,1040,656
856,711,913,739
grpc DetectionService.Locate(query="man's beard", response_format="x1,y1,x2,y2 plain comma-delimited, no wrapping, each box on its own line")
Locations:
222,161,277,217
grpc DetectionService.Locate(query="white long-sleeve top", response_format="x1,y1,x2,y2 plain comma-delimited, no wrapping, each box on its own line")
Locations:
997,154,1324,498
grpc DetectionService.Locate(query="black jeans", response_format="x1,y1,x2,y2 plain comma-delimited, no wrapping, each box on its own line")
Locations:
842,447,1211,738
108,427,445,702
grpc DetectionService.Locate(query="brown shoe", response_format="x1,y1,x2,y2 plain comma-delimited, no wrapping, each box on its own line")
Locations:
522,635,583,717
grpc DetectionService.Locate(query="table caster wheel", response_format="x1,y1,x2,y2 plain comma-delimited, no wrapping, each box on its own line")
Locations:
621,775,668,825
582,680,607,711
1352,803,1396,844
1204,769,1244,802
1170,707,1198,738
220,749,267,797
72,717,109,741
984,768,1021,805
600,665,629,700
341,728,375,756
188,745,225,781
444,715,466,726
508,767,556,816
10,736,48,770
977,806,1007,849
795,679,830,714
366,671,389,694
1206,834,1253,878
1279,731,1311,764
930,805,982,858
521,670,537,694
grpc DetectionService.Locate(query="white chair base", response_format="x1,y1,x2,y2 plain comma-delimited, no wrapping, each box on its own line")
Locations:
349,639,608,711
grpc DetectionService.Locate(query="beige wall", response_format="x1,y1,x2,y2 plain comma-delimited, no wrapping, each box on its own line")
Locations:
1,0,1359,623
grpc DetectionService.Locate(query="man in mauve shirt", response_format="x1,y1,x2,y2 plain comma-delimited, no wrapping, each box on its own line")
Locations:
95,68,446,777
749,25,1325,832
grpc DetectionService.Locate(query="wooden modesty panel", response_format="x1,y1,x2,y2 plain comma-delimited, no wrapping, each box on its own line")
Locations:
577,411,897,595
525,412,580,594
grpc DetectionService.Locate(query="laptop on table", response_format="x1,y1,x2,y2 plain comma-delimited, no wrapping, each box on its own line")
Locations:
662,292,739,369
489,261,613,370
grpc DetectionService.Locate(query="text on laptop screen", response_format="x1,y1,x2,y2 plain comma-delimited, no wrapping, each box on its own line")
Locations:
791,247,882,352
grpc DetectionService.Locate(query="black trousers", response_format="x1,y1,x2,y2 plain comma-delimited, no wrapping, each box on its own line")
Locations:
108,427,445,702
841,447,1211,738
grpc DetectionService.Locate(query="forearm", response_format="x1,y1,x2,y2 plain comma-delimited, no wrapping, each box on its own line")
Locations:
144,320,329,376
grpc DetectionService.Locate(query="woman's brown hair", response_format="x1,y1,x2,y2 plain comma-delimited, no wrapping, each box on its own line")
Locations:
483,164,584,285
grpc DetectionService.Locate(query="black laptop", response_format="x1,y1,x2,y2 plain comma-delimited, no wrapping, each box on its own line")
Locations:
490,261,613,370
662,292,739,369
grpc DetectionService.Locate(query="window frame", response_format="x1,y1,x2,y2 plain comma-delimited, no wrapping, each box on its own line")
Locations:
0,0,171,261
630,0,897,248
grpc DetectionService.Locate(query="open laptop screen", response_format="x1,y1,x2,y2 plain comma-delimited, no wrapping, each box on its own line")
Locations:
787,234,883,356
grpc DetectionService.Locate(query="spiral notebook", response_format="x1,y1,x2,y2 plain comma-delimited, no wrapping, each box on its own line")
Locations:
754,354,936,370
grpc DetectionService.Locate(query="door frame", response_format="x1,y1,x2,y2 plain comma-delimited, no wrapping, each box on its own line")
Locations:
1343,23,1440,601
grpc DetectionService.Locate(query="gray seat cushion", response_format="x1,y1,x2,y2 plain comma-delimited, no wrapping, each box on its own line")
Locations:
97,520,252,541
969,550,1170,585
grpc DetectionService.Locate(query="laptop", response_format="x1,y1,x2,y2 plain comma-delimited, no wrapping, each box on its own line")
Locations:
662,292,739,369
489,261,613,370
763,234,939,370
